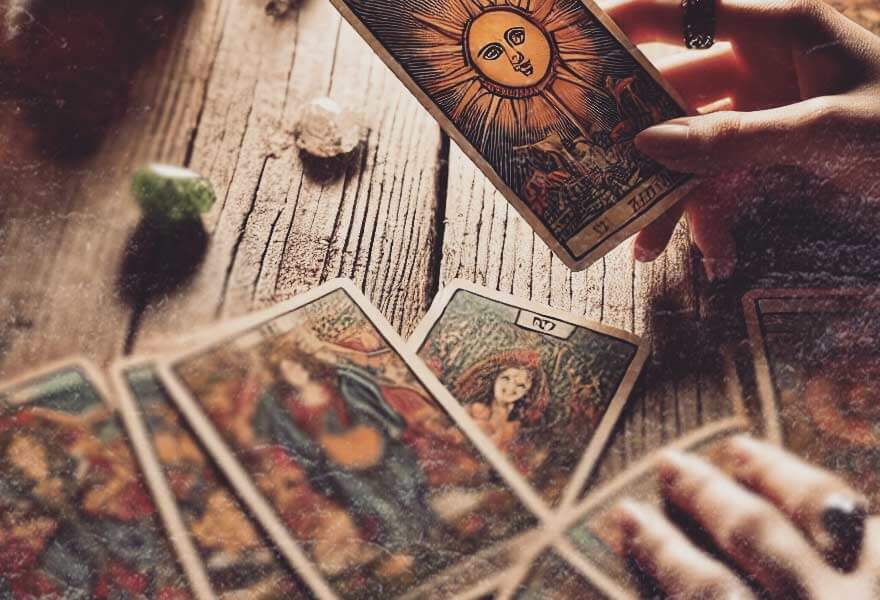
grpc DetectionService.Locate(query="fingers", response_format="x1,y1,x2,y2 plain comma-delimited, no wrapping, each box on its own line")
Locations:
653,45,746,111
681,174,746,281
610,500,757,599
602,0,827,47
658,450,829,597
634,98,842,174
713,436,869,571
633,202,684,262
860,517,880,575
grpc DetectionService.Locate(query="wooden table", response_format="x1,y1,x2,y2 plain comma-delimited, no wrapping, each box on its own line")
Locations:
0,0,876,488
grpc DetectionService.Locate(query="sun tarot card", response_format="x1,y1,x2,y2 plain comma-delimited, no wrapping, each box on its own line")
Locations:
112,358,310,600
559,418,749,599
743,289,880,505
410,281,649,509
156,279,545,600
0,360,192,599
328,0,693,270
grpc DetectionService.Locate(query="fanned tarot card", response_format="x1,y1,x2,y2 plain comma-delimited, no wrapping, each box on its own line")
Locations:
156,279,545,600
112,358,310,599
743,289,880,505
546,418,749,599
0,360,192,599
328,0,693,270
510,549,607,600
410,281,648,509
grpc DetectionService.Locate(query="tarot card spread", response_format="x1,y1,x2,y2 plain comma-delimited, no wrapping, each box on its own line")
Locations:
0,361,191,599
157,281,541,600
329,0,691,269
744,289,880,505
412,282,648,508
114,361,309,599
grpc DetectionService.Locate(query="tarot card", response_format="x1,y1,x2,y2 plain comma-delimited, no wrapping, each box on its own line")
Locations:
743,288,880,504
112,357,310,599
410,281,649,509
156,279,545,600
509,549,609,600
328,0,694,270
0,359,192,599
558,417,749,599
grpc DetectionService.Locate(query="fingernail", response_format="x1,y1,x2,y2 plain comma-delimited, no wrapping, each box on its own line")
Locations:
657,450,689,487
702,258,736,282
635,123,690,157
823,493,868,540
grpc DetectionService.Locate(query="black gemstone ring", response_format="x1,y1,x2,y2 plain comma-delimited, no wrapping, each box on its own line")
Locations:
682,0,716,49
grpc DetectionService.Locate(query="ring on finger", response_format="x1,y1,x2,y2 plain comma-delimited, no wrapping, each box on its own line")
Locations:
681,0,716,49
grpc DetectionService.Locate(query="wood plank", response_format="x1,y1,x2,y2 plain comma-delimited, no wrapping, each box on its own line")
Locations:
132,0,444,349
0,0,227,377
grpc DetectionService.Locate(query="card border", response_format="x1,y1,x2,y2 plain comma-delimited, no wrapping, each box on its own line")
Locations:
110,356,216,600
327,0,697,271
157,278,552,600
742,287,873,445
409,279,650,511
0,356,114,409
719,343,749,421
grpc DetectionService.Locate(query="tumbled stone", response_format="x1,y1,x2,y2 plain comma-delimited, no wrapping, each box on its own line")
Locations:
293,97,361,159
132,163,216,222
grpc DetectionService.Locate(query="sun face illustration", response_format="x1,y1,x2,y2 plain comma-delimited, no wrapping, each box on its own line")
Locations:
412,0,611,148
344,0,683,248
466,8,552,92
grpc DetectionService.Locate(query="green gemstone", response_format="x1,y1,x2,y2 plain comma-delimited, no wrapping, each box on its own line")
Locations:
132,164,216,222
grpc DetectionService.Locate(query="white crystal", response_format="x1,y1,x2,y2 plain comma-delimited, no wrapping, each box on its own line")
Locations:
293,97,361,159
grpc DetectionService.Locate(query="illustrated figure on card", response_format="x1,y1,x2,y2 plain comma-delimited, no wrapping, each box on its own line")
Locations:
330,0,690,268
251,334,439,566
0,365,189,599
453,350,551,468
413,283,647,508
165,286,538,598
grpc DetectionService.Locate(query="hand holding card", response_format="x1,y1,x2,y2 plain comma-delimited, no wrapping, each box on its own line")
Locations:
328,0,693,269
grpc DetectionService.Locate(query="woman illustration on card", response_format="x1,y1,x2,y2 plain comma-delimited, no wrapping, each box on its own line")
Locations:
453,349,551,471
252,331,439,576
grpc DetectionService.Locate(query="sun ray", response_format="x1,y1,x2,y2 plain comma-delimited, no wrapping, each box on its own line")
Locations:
555,62,605,96
457,0,482,18
545,9,583,33
480,95,504,150
452,80,487,120
530,0,554,22
540,89,589,138
558,51,600,63
430,65,480,94
413,12,464,40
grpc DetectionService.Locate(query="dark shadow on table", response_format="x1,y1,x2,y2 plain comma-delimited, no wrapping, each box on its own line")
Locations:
117,217,208,311
1,0,192,160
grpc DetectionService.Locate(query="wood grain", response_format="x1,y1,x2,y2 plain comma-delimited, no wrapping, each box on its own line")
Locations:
132,0,444,350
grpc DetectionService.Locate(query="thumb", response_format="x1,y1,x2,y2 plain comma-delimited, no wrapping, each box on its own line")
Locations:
634,98,838,174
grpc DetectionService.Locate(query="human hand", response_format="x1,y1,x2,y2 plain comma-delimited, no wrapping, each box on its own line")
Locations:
604,0,880,280
610,436,878,599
